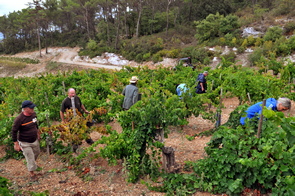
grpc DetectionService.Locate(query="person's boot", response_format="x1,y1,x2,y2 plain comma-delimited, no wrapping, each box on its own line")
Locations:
85,138,94,145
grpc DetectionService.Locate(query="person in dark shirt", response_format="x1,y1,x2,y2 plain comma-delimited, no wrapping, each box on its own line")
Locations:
196,71,208,94
11,100,40,179
60,88,94,145
60,88,89,122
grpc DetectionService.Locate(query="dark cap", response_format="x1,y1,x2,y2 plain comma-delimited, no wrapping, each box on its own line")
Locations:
22,100,36,108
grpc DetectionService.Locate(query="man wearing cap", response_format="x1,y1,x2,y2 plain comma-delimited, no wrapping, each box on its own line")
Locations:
122,76,139,110
11,100,41,179
60,88,94,145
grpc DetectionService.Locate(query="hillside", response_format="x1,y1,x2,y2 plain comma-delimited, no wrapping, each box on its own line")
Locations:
2,15,295,78
1,5,295,195
0,47,180,78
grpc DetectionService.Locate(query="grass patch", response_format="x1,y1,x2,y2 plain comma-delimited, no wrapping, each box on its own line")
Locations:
46,61,62,70
0,59,27,73
0,56,39,64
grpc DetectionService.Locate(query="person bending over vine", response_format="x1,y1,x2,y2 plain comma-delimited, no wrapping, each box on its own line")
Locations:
240,97,291,125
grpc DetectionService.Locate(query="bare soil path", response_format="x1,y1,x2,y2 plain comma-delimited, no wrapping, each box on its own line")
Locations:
51,48,123,70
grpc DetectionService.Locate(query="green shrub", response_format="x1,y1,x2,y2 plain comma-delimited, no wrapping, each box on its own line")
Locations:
287,36,295,50
275,37,291,56
195,13,240,43
191,47,211,64
0,176,12,196
241,38,248,48
179,46,194,57
79,39,115,58
142,52,151,61
86,39,98,51
247,36,256,47
248,48,264,66
135,53,143,62
219,37,226,46
166,49,180,58
237,46,246,54
254,37,262,47
283,21,295,35
272,0,295,16
262,41,274,55
263,26,283,42
267,54,283,75
119,36,164,62
222,51,236,64
203,57,211,65
155,50,168,57
152,53,163,63
224,33,238,47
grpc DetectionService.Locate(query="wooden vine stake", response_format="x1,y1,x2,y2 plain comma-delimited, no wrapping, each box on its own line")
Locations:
44,92,50,105
62,81,66,95
207,80,214,110
162,146,177,172
215,88,222,128
247,92,252,104
45,114,53,155
157,127,179,173
132,121,135,130
257,99,266,138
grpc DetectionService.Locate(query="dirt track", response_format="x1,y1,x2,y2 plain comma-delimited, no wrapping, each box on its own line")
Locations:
52,48,123,70
0,47,128,77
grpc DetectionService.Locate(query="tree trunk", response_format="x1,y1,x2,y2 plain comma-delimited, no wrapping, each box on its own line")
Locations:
115,1,120,50
166,0,172,36
37,25,42,58
136,0,142,38
103,6,111,45
83,5,91,40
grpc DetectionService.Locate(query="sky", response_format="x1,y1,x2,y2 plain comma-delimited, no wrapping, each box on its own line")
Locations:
0,0,31,16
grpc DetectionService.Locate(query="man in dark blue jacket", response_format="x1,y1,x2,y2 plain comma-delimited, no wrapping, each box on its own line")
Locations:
240,97,291,125
196,71,208,94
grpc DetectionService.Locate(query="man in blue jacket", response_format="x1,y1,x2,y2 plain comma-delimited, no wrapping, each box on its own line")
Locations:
240,97,291,125
196,71,208,94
